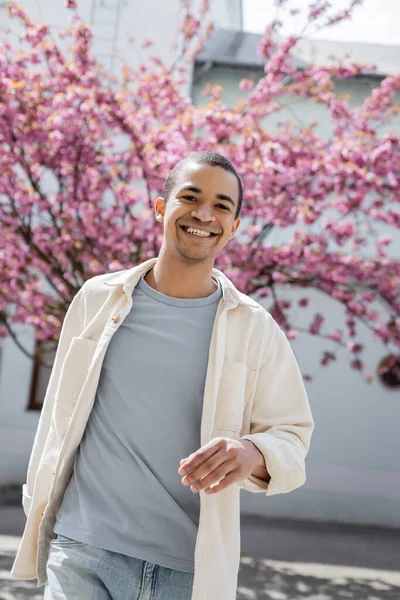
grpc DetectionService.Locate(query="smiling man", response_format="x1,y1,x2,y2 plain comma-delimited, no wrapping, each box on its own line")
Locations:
11,151,314,600
144,157,241,297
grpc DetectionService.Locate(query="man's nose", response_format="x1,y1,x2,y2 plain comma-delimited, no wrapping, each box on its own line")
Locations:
191,206,216,221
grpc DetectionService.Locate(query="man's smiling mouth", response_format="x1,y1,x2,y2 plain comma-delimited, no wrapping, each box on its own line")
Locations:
179,225,218,239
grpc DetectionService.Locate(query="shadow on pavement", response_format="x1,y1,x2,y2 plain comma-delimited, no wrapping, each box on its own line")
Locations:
0,552,42,600
2,551,400,600
238,556,400,600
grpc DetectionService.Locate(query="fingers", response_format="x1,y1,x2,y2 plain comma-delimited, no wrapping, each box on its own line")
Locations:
181,451,225,488
179,439,223,476
204,470,239,494
179,438,243,495
190,460,237,493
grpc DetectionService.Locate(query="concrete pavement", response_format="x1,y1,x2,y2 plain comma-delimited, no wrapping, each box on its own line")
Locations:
1,506,400,599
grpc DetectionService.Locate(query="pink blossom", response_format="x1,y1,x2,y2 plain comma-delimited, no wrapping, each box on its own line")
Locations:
309,314,324,335
328,330,342,343
239,79,255,91
377,235,392,247
0,0,398,367
351,359,364,371
298,298,309,308
287,329,299,339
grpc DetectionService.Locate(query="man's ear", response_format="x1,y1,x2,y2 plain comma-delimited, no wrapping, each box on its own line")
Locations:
155,197,165,221
231,218,240,237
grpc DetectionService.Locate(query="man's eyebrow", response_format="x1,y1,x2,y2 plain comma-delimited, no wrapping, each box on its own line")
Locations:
177,185,235,207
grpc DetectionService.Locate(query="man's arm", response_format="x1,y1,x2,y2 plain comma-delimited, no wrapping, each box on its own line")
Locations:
240,439,271,482
251,463,271,483
239,315,314,495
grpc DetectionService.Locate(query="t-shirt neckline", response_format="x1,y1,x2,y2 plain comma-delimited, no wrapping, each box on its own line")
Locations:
137,271,222,307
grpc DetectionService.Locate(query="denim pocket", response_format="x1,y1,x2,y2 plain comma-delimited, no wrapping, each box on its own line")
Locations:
51,534,84,546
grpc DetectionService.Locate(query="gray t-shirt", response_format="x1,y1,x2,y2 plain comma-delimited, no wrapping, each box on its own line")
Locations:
54,272,222,573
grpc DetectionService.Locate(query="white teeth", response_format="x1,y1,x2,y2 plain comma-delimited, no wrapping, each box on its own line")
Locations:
185,227,211,237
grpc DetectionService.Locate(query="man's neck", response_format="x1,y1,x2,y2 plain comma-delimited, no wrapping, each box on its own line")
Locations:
144,255,218,299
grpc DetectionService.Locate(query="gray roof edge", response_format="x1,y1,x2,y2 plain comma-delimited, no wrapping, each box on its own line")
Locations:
195,28,399,77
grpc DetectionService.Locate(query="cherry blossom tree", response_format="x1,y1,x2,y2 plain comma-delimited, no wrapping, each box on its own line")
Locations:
0,0,399,382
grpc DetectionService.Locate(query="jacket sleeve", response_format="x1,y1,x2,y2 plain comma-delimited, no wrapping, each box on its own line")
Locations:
239,315,314,495
22,284,87,517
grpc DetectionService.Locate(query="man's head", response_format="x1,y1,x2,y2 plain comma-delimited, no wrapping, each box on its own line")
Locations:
155,151,242,263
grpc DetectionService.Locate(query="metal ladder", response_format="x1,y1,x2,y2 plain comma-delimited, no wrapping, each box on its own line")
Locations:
89,0,124,72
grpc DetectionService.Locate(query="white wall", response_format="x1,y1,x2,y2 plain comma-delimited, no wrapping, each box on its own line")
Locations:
1,0,242,78
0,326,37,483
0,0,241,484
241,287,400,528
193,63,400,527
1,0,399,529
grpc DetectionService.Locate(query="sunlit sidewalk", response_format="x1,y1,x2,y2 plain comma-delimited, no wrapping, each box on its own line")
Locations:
238,557,400,599
1,509,400,599
1,540,399,600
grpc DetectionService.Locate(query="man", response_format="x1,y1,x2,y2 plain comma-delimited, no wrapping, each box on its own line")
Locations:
11,151,314,600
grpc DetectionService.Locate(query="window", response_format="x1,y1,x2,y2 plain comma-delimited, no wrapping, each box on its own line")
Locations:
28,341,57,410
377,354,400,390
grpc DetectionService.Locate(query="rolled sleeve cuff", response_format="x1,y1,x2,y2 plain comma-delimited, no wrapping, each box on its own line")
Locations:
239,433,305,496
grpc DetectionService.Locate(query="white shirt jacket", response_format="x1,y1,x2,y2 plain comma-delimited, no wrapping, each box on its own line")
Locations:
11,257,314,600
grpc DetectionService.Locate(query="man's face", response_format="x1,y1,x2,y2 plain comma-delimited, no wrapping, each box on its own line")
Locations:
156,162,241,262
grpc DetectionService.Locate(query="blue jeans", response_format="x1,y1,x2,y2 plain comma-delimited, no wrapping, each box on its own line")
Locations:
44,534,194,600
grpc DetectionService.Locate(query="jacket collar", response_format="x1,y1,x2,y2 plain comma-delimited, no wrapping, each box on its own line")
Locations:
104,257,258,310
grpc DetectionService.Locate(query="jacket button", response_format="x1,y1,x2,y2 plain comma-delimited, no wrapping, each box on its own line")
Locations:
111,314,121,323
52,467,56,476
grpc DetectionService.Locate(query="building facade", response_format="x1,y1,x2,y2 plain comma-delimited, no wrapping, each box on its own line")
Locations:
1,0,399,528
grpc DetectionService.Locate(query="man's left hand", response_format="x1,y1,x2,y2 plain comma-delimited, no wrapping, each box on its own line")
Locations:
178,437,266,495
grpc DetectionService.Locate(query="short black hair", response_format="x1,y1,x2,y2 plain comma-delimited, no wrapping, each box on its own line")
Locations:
162,151,243,219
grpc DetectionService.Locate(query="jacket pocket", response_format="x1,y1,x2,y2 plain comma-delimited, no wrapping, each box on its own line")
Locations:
52,398,76,443
214,360,248,432
54,337,97,401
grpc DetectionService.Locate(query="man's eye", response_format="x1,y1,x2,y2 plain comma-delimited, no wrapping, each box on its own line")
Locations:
182,197,229,211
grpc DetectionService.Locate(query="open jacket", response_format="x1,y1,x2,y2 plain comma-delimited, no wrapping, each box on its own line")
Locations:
11,257,314,600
